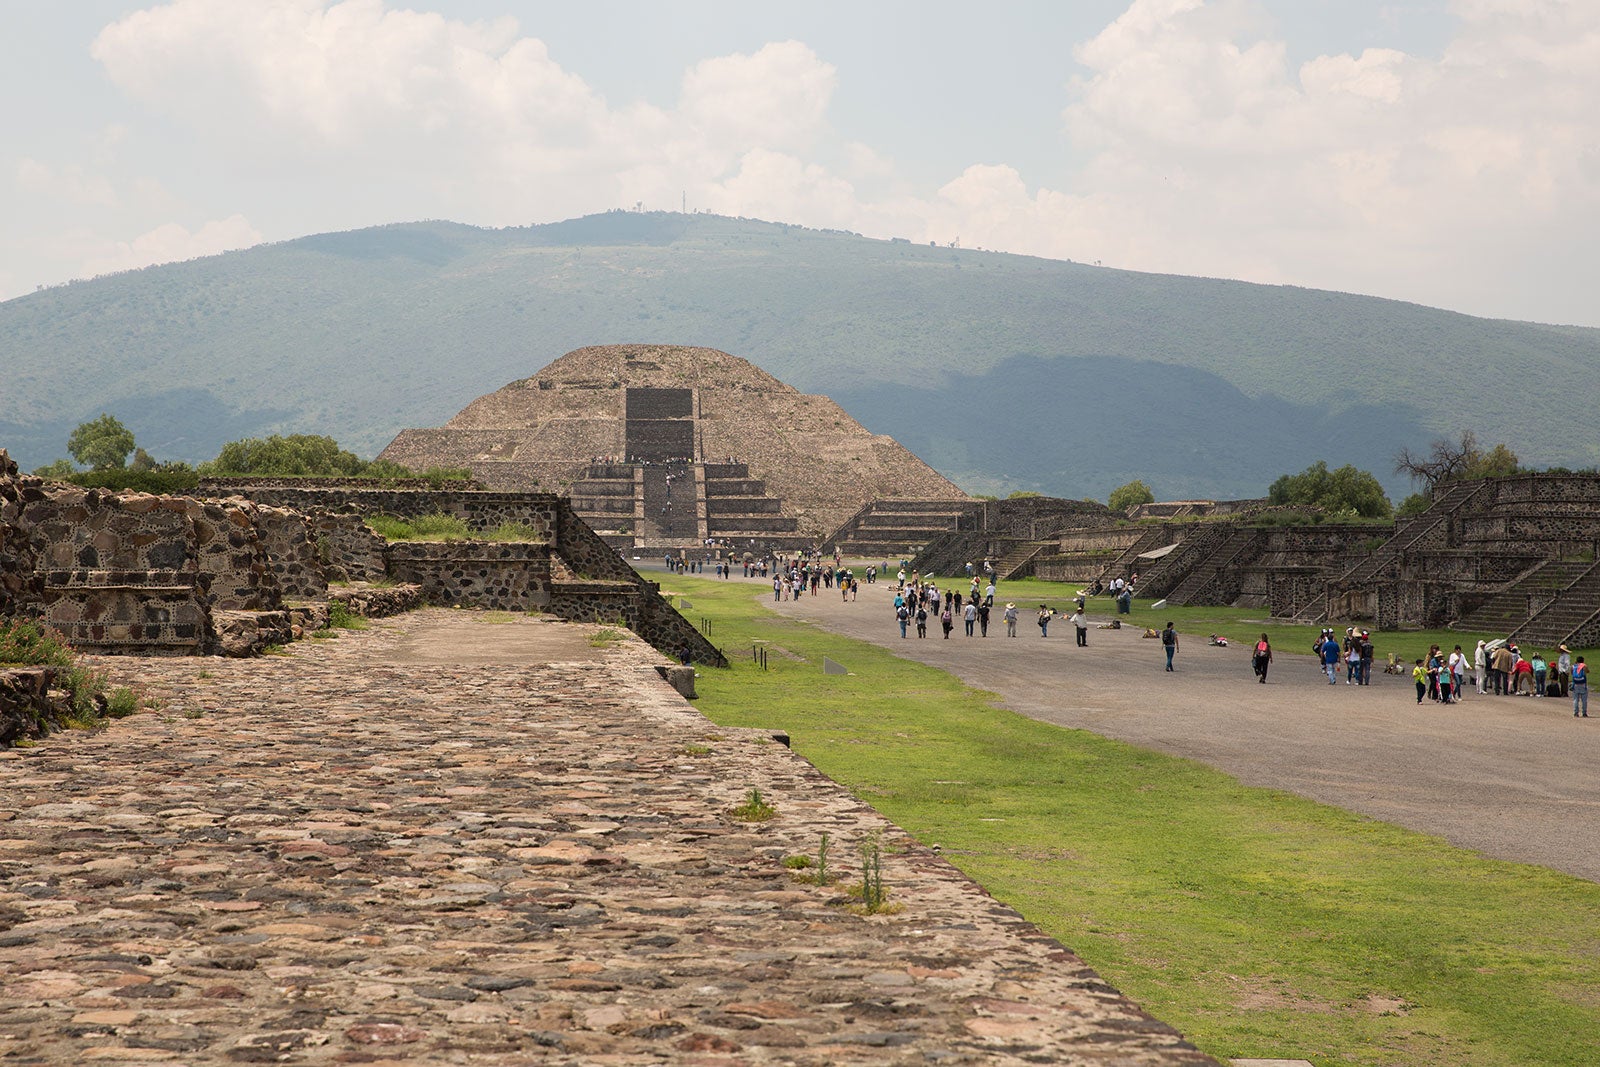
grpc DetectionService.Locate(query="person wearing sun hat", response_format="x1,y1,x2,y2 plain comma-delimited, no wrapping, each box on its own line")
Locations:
1003,602,1019,637
1557,644,1573,697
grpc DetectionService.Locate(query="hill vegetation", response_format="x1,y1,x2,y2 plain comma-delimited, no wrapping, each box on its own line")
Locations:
4,211,1598,501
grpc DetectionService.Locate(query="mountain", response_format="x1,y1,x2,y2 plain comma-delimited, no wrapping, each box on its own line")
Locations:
4,210,1597,503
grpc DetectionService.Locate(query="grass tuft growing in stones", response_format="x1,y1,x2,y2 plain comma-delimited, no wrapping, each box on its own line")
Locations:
327,603,368,630
588,627,626,648
730,786,777,822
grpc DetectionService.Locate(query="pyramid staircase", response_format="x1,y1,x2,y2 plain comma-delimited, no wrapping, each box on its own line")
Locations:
823,499,978,559
1508,562,1600,648
1165,528,1266,606
1338,481,1485,585
1135,525,1230,600
1094,526,1176,587
993,540,1055,581
1453,559,1594,636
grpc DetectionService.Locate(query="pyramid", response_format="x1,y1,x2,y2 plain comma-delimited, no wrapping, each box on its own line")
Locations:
379,344,968,544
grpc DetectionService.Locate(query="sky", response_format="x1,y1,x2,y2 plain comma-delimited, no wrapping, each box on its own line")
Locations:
4,0,1597,327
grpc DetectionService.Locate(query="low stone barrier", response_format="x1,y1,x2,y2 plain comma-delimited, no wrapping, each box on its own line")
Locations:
0,667,72,745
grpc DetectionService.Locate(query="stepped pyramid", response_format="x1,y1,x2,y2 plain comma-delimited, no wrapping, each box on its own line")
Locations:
379,344,968,546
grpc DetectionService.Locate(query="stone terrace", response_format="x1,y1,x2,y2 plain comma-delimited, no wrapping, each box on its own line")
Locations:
0,611,1215,1066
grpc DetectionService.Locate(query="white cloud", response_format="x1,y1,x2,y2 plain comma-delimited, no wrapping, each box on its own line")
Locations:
44,0,1600,326
16,159,120,208
78,215,264,278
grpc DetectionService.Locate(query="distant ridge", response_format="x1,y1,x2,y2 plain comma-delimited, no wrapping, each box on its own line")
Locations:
4,210,1597,500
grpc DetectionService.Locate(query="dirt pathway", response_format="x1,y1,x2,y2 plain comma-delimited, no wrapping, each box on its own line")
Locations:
722,572,1600,883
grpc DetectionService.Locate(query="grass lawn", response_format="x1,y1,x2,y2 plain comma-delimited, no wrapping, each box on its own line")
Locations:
667,574,1600,1067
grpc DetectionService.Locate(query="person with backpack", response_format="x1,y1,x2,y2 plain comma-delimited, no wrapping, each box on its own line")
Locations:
940,603,954,639
915,603,928,639
1037,605,1054,637
1252,633,1272,683
896,602,910,639
1161,621,1179,671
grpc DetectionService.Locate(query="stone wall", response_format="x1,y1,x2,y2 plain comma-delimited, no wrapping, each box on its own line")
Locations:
202,483,560,536
386,542,553,612
313,512,387,581
248,504,325,600
0,667,74,745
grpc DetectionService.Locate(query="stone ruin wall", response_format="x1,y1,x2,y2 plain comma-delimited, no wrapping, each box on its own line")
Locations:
386,542,553,612
2,455,725,666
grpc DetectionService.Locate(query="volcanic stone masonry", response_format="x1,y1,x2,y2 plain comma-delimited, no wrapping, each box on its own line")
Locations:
0,453,724,667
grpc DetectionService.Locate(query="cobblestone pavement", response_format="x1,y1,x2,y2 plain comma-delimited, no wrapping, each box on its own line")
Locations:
0,610,1216,1066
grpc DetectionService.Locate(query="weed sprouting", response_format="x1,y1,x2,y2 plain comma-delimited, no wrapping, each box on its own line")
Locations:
730,786,777,822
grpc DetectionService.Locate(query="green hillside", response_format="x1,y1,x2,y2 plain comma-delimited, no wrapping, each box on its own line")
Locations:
4,211,1596,501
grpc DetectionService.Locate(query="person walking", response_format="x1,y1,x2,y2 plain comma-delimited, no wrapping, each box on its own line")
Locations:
1413,659,1428,703
1069,607,1088,646
940,603,954,639
1038,605,1053,637
896,602,910,638
1252,633,1272,683
915,604,928,639
1003,602,1018,637
1162,621,1179,671
963,601,977,636
977,601,990,637
1321,635,1342,684
1572,656,1589,717
1475,639,1488,694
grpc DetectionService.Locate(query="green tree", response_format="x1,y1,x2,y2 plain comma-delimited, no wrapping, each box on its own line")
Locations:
1267,461,1392,519
67,414,136,470
1395,492,1432,518
32,458,77,480
200,434,369,476
1108,479,1155,512
130,447,157,472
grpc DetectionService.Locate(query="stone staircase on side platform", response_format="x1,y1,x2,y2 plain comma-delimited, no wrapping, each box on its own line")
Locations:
1509,562,1600,648
1453,559,1593,636
1165,528,1266,606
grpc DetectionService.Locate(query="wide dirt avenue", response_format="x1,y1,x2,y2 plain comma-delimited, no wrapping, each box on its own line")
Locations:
756,572,1600,883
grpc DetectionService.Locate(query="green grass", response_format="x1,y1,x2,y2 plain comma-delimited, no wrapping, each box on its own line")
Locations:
365,514,547,543
670,574,1600,1067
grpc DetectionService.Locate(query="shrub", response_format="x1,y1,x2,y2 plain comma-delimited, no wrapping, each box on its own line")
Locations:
731,787,777,822
327,603,368,630
366,515,415,540
0,621,77,666
67,468,200,494
484,522,545,542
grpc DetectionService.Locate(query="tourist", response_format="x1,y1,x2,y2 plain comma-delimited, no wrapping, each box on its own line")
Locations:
1321,634,1342,684
1413,659,1428,703
1448,644,1467,698
940,603,954,639
1475,640,1488,694
977,600,991,637
1512,649,1534,695
1069,607,1088,646
1037,605,1054,637
1492,641,1515,695
896,602,910,638
1252,633,1271,683
1438,659,1455,704
1359,631,1374,685
773,576,782,602
1344,638,1361,685
915,603,928,639
984,581,996,606
963,600,977,636
1558,644,1573,696
1161,621,1179,671
1004,602,1019,637
1572,657,1589,717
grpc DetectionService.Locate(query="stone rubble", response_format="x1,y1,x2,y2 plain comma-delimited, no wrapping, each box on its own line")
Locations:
0,609,1216,1065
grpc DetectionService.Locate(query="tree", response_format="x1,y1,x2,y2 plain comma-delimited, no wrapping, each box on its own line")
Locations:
130,448,157,472
32,458,77,480
1267,461,1392,518
200,434,369,476
1108,479,1155,512
67,414,136,470
1395,430,1520,492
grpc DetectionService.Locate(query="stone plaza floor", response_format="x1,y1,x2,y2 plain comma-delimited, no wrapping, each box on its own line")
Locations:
0,610,1217,1066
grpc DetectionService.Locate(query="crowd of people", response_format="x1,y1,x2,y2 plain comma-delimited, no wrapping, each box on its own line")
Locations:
673,550,1592,717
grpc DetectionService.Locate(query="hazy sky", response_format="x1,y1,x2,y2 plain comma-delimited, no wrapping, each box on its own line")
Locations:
5,0,1596,326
